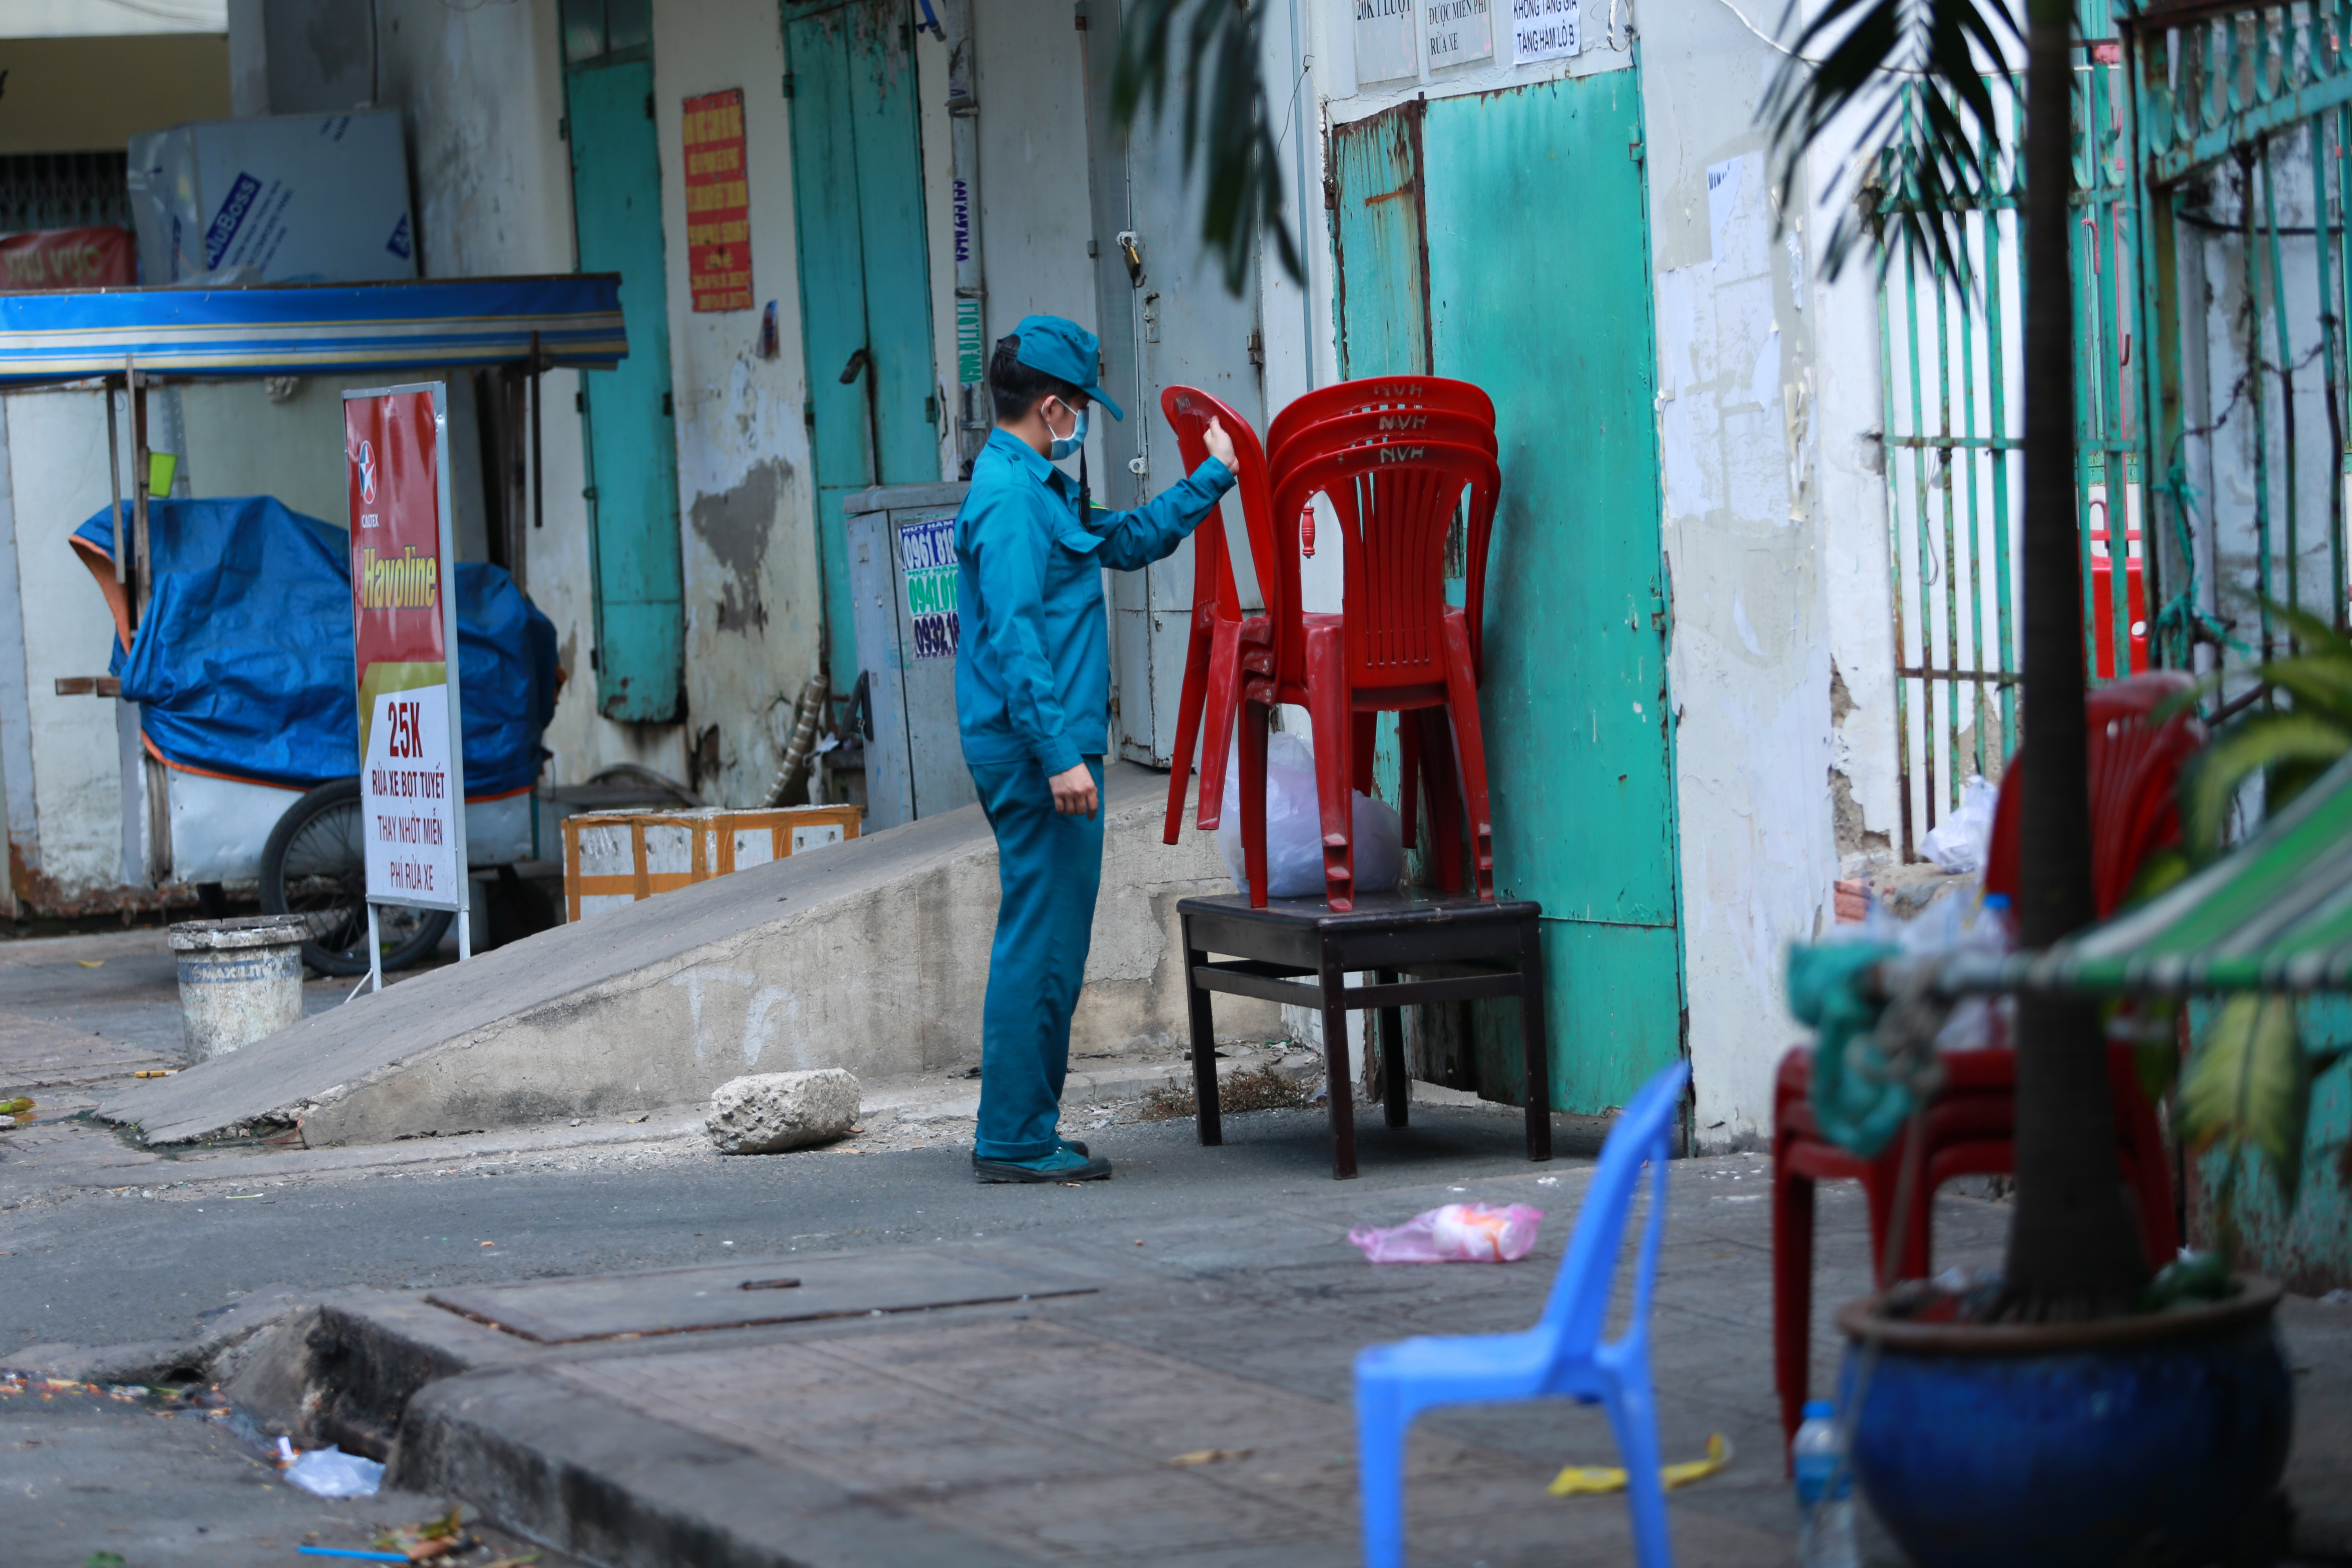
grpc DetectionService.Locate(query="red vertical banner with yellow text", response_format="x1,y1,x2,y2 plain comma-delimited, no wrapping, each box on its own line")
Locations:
683,88,751,312
344,383,468,916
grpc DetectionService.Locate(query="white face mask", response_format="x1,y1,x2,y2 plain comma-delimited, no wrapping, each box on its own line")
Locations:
1045,399,1088,462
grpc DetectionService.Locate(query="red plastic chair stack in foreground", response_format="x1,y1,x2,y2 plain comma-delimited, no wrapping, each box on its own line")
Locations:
1771,670,2204,1459
1230,438,1501,910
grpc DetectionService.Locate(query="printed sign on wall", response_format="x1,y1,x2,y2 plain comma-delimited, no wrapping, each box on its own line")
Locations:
1356,0,1419,83
0,226,134,290
1427,0,1494,68
683,89,752,312
899,516,960,660
345,383,467,913
1511,0,1580,62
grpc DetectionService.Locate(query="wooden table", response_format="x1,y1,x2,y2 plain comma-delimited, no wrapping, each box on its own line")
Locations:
1176,890,1552,1179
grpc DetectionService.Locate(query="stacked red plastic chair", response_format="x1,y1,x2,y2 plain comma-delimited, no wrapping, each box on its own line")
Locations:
1158,378,1503,911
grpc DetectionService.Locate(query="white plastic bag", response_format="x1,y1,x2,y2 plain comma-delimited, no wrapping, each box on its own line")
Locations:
1348,1203,1546,1263
1214,733,1403,899
282,1443,384,1498
1919,774,2000,873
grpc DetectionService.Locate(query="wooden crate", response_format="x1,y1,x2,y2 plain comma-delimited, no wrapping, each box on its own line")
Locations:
562,804,863,922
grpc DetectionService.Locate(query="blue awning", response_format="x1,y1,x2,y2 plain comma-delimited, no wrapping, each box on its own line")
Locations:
0,274,626,385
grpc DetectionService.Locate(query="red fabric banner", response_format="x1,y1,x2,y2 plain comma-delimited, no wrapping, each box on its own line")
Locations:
0,227,135,291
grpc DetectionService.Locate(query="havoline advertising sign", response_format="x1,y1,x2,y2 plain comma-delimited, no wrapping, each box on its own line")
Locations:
343,383,469,939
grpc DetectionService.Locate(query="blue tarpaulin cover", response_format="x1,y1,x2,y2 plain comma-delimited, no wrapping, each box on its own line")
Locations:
74,496,557,797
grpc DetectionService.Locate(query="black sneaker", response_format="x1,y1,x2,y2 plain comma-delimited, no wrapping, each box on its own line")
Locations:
972,1146,1112,1183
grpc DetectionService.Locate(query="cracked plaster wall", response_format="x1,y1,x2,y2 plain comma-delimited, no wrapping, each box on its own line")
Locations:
1640,0,1846,1148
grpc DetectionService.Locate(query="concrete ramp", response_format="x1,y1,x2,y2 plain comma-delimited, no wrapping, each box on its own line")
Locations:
101,764,1271,1147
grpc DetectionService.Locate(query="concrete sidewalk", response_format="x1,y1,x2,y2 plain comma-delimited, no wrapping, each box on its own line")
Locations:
220,1151,2352,1568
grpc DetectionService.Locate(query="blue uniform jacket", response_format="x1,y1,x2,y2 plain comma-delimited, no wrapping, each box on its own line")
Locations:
955,427,1234,774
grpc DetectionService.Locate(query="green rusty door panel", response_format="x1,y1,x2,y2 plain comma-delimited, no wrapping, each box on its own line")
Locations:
1330,104,1431,380
1470,922,1684,1116
786,0,938,693
1330,71,1682,1115
1422,74,1675,927
568,55,684,723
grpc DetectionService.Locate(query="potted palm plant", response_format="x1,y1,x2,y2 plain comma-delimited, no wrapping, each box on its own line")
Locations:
1764,0,2297,1559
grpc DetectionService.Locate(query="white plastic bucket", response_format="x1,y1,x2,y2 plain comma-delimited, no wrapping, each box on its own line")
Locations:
169,914,307,1062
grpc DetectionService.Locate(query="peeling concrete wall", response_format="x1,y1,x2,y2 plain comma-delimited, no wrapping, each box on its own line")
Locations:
1638,0,1842,1147
650,0,824,807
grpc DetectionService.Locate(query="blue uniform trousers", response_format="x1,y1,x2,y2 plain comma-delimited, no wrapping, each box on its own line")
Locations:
970,755,1105,1161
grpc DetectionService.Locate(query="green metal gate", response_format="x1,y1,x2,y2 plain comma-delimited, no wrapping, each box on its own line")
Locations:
1876,49,2149,860
1882,0,2352,862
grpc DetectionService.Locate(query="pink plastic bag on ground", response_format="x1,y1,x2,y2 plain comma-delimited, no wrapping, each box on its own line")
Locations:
1348,1203,1545,1263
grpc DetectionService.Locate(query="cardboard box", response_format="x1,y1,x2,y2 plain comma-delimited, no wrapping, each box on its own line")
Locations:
562,805,863,922
127,110,416,285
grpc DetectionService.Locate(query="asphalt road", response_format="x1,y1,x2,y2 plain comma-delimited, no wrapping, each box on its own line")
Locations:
4,1102,1608,1356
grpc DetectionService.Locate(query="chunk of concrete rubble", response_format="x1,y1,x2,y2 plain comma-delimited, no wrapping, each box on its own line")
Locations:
706,1069,860,1154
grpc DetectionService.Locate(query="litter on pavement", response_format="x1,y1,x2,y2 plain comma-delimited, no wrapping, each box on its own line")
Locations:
1348,1203,1544,1263
281,1443,385,1498
1548,1432,1733,1496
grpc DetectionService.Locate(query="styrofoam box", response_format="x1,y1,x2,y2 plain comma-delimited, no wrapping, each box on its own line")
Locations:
127,110,416,285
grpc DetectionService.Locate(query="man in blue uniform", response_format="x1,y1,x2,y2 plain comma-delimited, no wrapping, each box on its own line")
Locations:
958,315,1236,1183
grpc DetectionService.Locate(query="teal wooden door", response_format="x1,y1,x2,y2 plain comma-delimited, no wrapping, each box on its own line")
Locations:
1331,75,1684,1115
785,0,939,692
1331,102,1430,380
567,47,684,723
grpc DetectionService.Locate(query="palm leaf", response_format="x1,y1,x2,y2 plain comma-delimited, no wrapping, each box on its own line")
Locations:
2178,709,2352,858
1758,0,2021,283
2178,994,2309,1202
2260,658,2352,724
2264,597,2352,662
1109,0,1302,296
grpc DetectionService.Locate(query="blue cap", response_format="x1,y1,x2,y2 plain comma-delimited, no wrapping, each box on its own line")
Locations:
1009,314,1124,421
1804,1400,1835,1419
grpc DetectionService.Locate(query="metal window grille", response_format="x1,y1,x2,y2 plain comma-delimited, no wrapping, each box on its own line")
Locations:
0,152,130,234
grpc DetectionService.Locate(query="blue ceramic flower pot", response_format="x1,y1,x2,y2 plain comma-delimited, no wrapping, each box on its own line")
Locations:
1835,1281,2291,1568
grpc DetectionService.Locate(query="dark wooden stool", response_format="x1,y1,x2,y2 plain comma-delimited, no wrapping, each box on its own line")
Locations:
1176,890,1551,1179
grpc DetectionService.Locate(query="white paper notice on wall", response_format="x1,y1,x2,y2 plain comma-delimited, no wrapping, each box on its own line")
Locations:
1428,0,1494,68
1511,0,1580,62
1356,0,1420,83
1706,156,1745,258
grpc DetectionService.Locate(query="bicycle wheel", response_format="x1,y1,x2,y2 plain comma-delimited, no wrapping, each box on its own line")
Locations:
258,778,453,976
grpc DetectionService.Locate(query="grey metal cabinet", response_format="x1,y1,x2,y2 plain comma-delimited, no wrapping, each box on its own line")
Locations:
844,482,978,831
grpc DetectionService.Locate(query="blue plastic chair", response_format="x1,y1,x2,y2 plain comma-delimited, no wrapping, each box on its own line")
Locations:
1353,1058,1691,1568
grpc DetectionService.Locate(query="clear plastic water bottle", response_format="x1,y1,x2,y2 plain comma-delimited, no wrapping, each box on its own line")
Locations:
1793,1399,1858,1568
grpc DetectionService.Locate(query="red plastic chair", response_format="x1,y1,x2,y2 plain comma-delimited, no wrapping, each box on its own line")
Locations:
1267,379,1497,598
1158,386,1276,846
1232,438,1501,909
1771,669,2205,1460
1982,669,2205,918
1263,375,1497,464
